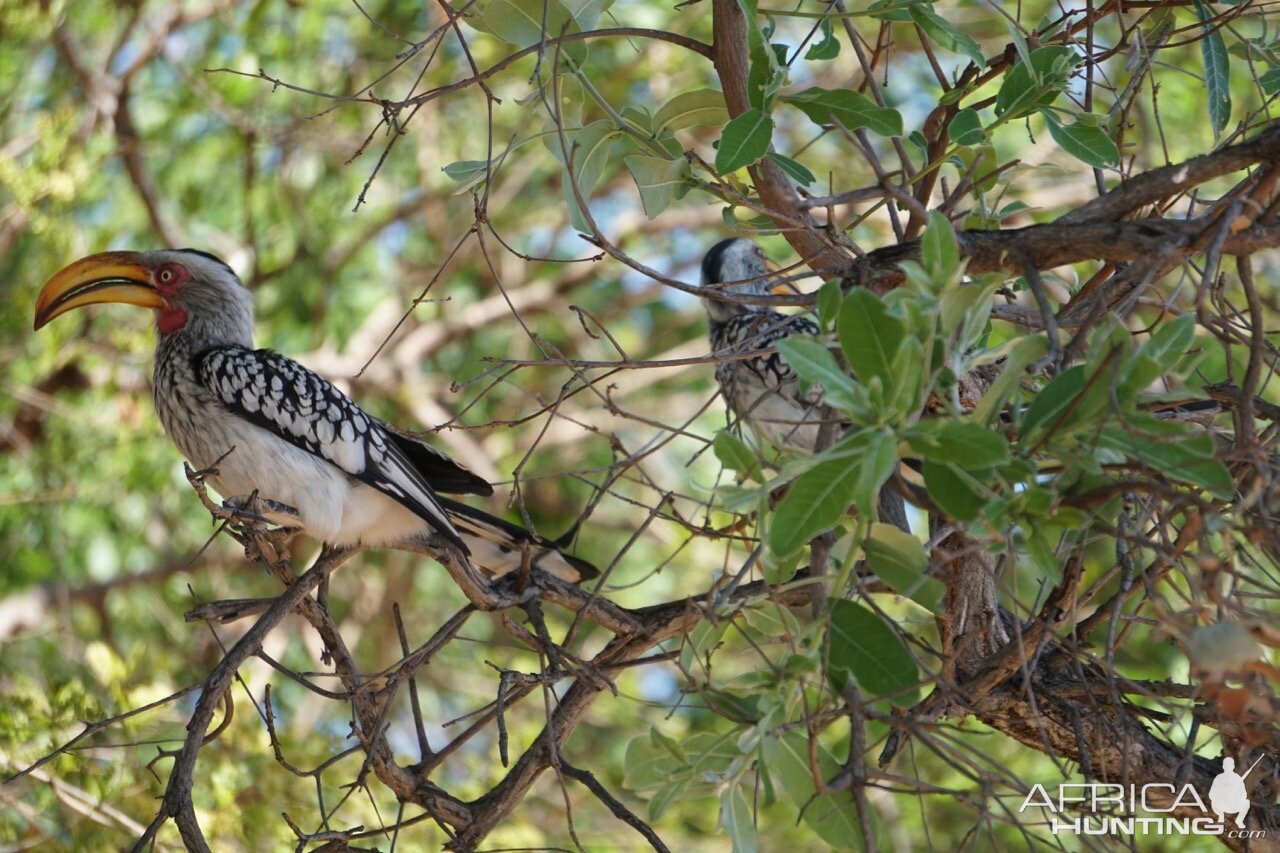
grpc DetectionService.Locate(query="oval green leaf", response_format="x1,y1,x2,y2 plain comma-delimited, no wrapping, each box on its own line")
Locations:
716,108,773,173
828,599,919,702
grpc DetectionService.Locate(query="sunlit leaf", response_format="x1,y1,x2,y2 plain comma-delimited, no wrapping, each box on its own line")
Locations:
720,782,758,853
920,210,959,283
654,88,729,131
1021,365,1086,437
804,18,840,60
766,732,866,846
994,45,1077,119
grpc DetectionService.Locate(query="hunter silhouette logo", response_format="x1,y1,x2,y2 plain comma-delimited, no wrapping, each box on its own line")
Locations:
1209,756,1262,829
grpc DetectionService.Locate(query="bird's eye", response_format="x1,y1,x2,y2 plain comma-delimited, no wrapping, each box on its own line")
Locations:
158,268,174,283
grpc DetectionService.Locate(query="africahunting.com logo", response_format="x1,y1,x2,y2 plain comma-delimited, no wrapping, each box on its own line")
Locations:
1019,756,1269,839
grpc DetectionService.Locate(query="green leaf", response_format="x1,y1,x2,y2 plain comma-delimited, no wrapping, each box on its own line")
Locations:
922,458,983,522
560,0,614,31
837,288,905,387
623,154,693,218
716,108,773,173
1024,528,1063,585
1196,1,1232,136
888,336,925,417
765,151,816,186
783,86,903,137
623,730,688,791
738,0,784,109
1261,68,1280,96
938,273,1002,341
1099,420,1233,496
972,336,1049,424
720,783,758,853
776,336,856,396
1022,365,1086,437
1145,313,1197,368
817,280,842,331
680,618,730,672
868,0,911,22
948,108,985,146
553,120,619,231
686,731,745,780
770,456,859,556
442,159,487,182
1125,314,1195,392
441,159,489,193
769,430,895,555
908,4,984,65
713,430,764,483
767,732,865,846
804,17,841,60
648,778,690,821
1006,18,1033,69
864,522,943,611
994,45,1077,119
910,421,1010,468
1041,109,1119,168
654,88,729,131
474,0,587,63
920,210,959,282
828,599,918,702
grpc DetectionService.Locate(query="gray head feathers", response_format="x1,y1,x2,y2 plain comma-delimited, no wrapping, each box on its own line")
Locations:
699,237,778,324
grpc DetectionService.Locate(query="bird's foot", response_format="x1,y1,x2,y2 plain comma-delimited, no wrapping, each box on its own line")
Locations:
219,493,302,570
243,526,300,571
221,494,302,526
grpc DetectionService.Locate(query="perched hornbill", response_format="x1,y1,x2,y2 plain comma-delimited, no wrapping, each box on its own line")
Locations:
33,249,596,583
699,237,833,453
699,237,910,530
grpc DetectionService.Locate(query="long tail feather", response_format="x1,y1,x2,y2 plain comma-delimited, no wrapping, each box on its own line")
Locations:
438,497,599,583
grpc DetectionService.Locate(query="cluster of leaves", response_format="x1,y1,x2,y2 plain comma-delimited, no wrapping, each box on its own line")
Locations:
630,213,1234,850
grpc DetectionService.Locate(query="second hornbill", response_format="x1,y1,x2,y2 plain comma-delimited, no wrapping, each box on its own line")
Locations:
699,237,910,531
34,249,596,583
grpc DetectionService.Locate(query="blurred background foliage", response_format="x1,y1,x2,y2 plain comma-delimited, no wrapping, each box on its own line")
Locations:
1,0,1278,849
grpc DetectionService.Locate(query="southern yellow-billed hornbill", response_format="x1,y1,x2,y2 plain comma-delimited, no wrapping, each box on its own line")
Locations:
699,237,833,453
699,237,910,530
34,249,596,582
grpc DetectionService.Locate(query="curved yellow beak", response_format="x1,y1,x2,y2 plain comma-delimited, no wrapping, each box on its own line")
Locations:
34,251,164,331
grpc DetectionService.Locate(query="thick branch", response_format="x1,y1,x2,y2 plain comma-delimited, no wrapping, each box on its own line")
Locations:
711,0,851,281
842,217,1280,301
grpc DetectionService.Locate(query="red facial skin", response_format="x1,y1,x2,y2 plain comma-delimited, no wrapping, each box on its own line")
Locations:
154,262,190,334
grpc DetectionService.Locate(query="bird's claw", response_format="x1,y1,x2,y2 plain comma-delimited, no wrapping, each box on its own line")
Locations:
220,494,302,527
216,493,301,569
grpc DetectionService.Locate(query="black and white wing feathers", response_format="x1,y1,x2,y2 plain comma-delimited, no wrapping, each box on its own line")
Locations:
710,311,822,396
381,422,494,497
194,345,469,552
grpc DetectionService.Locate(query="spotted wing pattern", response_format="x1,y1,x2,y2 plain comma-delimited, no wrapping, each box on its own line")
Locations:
194,345,465,551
